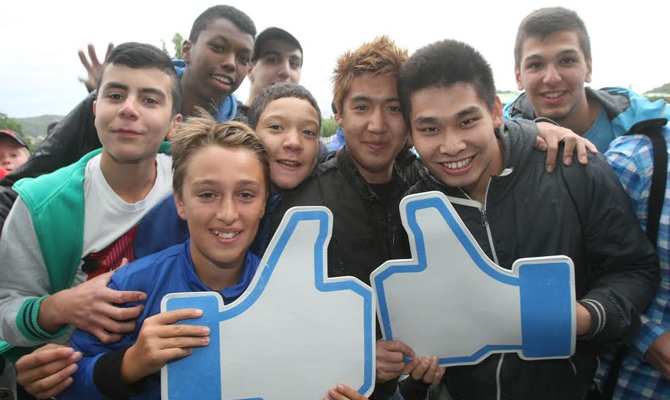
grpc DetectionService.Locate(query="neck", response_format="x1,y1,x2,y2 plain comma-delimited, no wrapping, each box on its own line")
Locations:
191,243,245,292
245,87,261,107
180,72,222,117
99,151,158,203
554,96,600,136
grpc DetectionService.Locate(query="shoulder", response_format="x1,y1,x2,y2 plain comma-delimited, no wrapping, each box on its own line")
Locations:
110,244,185,291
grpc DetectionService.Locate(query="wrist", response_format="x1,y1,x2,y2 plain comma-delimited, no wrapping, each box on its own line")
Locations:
37,291,69,333
120,345,143,383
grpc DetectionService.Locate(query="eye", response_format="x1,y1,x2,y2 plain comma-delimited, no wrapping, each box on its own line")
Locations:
239,55,250,66
289,60,301,69
210,43,224,52
387,106,402,113
197,192,217,200
143,97,159,105
460,118,477,128
107,93,124,100
527,62,543,69
354,105,368,112
303,130,317,137
238,191,257,201
266,55,279,64
419,126,439,134
560,57,576,65
268,124,283,131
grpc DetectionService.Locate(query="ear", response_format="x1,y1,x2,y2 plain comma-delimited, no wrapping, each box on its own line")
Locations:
334,113,342,126
166,114,183,140
247,63,256,83
174,192,187,220
492,96,504,128
182,41,192,64
585,58,593,83
514,65,524,91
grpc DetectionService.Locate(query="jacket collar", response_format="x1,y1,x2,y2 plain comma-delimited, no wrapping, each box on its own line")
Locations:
336,146,409,204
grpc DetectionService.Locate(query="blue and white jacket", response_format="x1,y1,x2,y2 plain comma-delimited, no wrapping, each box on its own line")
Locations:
59,242,260,400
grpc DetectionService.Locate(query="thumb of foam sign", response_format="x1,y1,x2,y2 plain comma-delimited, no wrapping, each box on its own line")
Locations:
161,207,375,400
371,191,576,366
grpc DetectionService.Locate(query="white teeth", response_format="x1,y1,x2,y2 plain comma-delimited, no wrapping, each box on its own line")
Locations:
544,92,562,99
444,157,473,170
213,230,239,239
213,75,232,85
279,160,300,167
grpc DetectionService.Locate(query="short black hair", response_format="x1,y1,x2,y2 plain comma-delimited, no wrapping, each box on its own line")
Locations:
398,39,496,119
189,5,256,43
247,83,321,132
514,7,591,67
97,42,182,116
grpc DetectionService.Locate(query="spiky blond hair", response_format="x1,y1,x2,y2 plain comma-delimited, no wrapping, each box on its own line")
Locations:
332,36,408,115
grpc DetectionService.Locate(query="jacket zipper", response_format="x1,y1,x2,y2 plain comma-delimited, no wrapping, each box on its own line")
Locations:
482,177,500,265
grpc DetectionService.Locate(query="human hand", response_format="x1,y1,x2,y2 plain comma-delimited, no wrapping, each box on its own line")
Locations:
535,122,597,172
645,332,670,379
376,339,415,382
15,344,82,399
78,43,114,93
403,356,445,385
120,308,210,383
576,302,592,336
324,384,369,400
39,259,146,344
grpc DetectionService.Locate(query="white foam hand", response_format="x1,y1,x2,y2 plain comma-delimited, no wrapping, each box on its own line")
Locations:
161,207,376,400
371,191,576,367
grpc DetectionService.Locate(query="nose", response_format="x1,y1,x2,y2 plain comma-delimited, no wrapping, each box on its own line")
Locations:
220,51,236,73
367,107,386,134
542,63,562,86
217,196,239,225
118,98,140,119
439,131,466,156
277,59,290,79
283,129,304,152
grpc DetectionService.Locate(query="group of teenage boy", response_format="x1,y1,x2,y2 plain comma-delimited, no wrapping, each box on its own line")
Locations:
0,4,668,400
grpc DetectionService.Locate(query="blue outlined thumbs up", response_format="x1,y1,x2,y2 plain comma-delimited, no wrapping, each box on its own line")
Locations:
371,191,576,367
161,207,376,400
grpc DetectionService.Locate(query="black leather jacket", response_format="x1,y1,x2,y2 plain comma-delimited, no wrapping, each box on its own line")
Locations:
401,119,659,400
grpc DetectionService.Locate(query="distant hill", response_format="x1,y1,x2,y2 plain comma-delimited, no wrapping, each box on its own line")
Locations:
645,82,670,94
16,115,64,143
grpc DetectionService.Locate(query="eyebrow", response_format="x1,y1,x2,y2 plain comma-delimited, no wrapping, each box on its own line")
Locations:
524,48,580,62
414,106,481,124
193,178,262,187
349,95,400,103
102,82,166,100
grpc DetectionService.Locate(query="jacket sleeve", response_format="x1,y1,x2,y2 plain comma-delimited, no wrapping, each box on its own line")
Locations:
0,91,100,235
0,198,69,347
605,135,669,360
564,153,660,348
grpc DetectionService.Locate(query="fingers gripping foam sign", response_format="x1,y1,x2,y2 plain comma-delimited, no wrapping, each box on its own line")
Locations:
160,207,375,400
371,191,576,367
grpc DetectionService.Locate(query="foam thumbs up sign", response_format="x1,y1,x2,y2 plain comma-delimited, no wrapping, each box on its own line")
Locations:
161,207,376,400
371,191,576,366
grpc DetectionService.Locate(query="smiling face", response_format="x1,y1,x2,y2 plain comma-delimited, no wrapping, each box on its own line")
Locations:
94,64,181,166
254,97,319,190
515,30,592,130
249,40,302,91
336,73,407,184
410,83,504,202
182,18,255,105
175,146,267,286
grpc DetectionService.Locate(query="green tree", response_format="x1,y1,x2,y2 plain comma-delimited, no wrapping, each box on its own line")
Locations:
172,33,184,60
320,118,338,138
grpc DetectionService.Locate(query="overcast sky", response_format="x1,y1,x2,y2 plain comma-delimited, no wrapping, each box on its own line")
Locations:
1,0,667,118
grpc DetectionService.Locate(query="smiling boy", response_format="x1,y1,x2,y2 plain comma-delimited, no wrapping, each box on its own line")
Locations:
397,39,658,400
0,42,181,389
504,7,670,153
